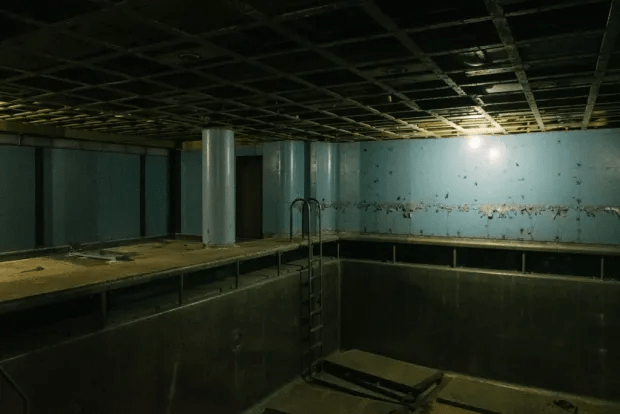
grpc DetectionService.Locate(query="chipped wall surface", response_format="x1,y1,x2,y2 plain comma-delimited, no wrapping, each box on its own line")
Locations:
182,130,619,244
332,130,620,244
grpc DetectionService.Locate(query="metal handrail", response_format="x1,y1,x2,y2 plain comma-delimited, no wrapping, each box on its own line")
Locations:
0,366,29,414
306,198,322,261
290,197,324,380
289,198,307,242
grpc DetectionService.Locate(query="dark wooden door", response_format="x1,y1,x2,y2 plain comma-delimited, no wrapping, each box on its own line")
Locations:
236,156,263,240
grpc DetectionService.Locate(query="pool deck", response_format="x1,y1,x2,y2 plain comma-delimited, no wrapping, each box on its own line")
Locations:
1,232,618,314
0,236,337,313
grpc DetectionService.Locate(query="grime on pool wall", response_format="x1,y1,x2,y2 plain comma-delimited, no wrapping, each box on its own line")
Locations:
330,130,620,244
319,200,620,241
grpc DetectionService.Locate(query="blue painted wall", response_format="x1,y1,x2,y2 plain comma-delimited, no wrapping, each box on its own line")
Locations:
336,142,361,232
96,152,141,242
181,150,202,235
314,142,337,231
263,141,305,236
0,146,36,251
44,149,141,246
182,143,307,237
182,147,269,236
334,129,620,244
236,146,263,157
181,130,620,244
0,144,167,252
145,155,168,237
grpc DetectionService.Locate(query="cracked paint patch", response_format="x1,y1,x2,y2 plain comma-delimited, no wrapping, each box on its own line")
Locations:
319,201,620,219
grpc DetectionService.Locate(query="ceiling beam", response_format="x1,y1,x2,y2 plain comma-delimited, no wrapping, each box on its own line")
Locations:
0,10,370,142
223,0,450,136
484,0,546,132
361,0,506,135
582,0,620,128
111,7,416,140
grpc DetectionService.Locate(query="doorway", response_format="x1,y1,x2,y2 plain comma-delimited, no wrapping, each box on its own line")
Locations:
236,156,263,240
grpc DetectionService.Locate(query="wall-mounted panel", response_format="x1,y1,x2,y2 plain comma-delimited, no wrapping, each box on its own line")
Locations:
0,146,35,251
145,155,169,237
180,151,202,235
44,149,98,246
44,149,140,246
96,152,140,241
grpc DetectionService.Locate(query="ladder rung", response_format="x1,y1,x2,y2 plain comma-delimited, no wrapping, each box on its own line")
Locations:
310,324,324,333
310,342,323,350
310,307,323,316
310,292,321,299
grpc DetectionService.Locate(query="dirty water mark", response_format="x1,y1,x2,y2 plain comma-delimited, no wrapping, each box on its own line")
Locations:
318,200,620,220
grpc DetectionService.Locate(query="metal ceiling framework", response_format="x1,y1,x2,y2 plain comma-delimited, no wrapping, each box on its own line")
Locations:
0,0,619,145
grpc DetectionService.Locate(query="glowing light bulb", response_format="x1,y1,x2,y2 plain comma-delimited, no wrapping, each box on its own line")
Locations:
488,147,500,160
468,136,482,149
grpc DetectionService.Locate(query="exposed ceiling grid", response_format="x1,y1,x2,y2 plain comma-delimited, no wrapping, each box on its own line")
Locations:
582,0,620,128
0,0,617,144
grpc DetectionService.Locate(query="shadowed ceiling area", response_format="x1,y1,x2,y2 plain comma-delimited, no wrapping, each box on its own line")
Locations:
1,0,619,144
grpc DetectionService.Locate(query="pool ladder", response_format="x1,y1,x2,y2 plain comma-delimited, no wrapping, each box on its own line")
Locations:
289,198,323,381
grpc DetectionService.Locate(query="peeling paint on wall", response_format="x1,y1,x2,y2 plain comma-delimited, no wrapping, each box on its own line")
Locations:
319,201,620,219
333,130,620,244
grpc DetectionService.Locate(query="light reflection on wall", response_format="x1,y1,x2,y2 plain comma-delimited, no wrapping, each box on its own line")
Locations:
488,147,501,161
466,135,506,165
468,136,482,149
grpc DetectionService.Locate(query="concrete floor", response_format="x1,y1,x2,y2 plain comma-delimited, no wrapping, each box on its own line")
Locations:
246,350,620,414
4,231,616,308
0,236,336,306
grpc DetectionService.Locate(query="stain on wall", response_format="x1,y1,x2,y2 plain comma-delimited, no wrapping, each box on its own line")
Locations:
182,130,619,244
332,130,620,244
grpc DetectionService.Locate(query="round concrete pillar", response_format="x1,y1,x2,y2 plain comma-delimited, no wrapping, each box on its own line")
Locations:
202,128,235,246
